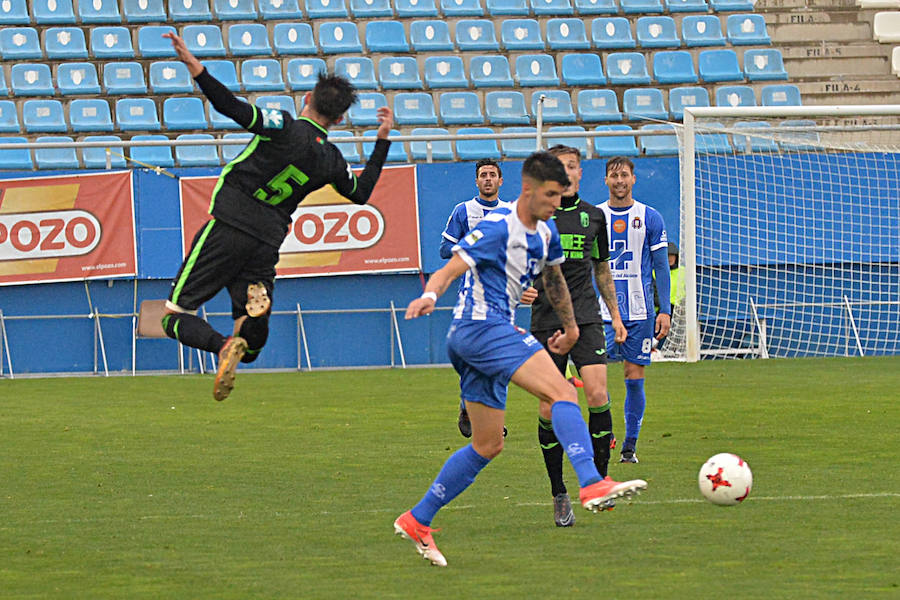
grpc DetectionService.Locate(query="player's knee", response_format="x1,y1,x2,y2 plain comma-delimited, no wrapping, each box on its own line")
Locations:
585,387,609,407
474,437,504,459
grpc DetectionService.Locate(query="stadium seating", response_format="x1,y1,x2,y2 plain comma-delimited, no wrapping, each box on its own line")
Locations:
350,0,393,17
201,60,239,90
709,0,756,12
457,19,500,51
890,44,898,73
116,98,161,131
163,97,208,130
364,128,407,161
91,26,135,58
456,127,501,160
500,126,538,158
591,18,637,49
138,25,177,57
533,90,576,122
439,92,484,124
328,129,361,162
515,54,560,86
123,0,167,23
335,57,378,89
81,135,127,168
636,16,680,48
33,0,76,24
214,0,258,20
175,133,219,167
182,25,227,57
0,100,20,132
45,27,89,59
409,127,454,160
606,52,652,85
778,119,819,150
228,23,271,56
169,0,212,21
206,97,244,129
11,64,54,96
241,59,285,91
715,85,756,107
501,19,545,50
104,62,147,94
57,63,102,95
682,16,726,47
726,14,771,45
547,125,589,157
485,91,530,124
379,57,423,89
575,0,618,13
666,0,707,11
130,134,174,168
761,84,802,106
440,0,485,16
150,61,195,94
621,0,664,13
396,0,439,17
577,89,623,121
470,55,515,87
487,0,529,15
593,124,639,157
287,58,327,90
547,18,590,50
0,27,42,59
639,124,679,155
698,49,744,82
366,20,409,52
695,122,733,153
424,56,469,88
653,50,698,84
258,0,304,19
623,88,667,121
306,0,350,18
0,69,7,96
668,86,710,120
0,0,30,25
874,11,900,42
69,98,114,132
35,136,79,169
410,21,454,51
217,132,251,162
393,92,438,125
318,22,362,54
348,92,388,126
255,95,297,117
23,100,67,133
0,137,32,169
80,0,122,23
562,53,606,85
532,0,574,14
744,49,789,81
731,121,779,153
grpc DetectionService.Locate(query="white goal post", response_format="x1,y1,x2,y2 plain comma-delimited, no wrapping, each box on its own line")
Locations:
674,105,900,362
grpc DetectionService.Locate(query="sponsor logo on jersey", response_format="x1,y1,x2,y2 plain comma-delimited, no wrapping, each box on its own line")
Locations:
261,109,284,129
464,230,484,245
613,219,627,234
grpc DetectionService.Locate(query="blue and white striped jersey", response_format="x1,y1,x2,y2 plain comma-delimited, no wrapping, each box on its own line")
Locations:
451,203,564,324
440,196,513,259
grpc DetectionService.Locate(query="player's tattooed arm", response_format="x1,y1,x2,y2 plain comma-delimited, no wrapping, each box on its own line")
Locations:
543,265,576,331
594,261,620,320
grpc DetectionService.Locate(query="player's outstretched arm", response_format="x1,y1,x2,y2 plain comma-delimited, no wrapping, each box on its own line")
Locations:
339,107,394,206
163,33,202,76
406,254,469,319
542,265,579,354
594,260,626,343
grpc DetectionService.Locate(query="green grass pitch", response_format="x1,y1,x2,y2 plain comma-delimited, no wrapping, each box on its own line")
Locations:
1,356,898,598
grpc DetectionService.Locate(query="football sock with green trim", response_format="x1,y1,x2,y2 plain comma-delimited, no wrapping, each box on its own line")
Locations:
162,312,225,354
538,417,567,497
589,403,613,478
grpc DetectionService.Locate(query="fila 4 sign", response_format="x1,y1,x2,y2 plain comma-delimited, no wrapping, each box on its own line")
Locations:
698,453,753,506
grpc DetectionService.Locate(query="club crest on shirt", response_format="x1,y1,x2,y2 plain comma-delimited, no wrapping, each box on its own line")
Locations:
261,109,284,129
464,230,484,245
580,211,589,228
632,216,643,230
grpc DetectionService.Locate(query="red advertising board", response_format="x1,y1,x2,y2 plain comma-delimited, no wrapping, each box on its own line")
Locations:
179,165,421,277
0,171,137,286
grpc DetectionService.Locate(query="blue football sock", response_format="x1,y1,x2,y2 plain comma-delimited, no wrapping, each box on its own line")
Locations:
550,401,602,487
410,444,490,526
624,378,646,449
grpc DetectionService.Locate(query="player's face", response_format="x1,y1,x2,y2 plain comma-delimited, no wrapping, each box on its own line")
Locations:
527,179,565,222
556,152,582,196
476,166,502,200
605,164,636,202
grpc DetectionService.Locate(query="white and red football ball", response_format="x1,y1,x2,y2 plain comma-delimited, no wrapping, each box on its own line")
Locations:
698,453,753,506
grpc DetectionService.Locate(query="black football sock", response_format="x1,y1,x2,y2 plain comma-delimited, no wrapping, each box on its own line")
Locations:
236,315,269,363
162,312,225,354
589,403,614,478
539,417,567,497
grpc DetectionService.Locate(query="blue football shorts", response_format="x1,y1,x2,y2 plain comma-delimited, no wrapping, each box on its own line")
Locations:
446,318,543,410
605,316,656,366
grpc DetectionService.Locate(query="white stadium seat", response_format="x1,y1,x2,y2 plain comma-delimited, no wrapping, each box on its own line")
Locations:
873,12,900,43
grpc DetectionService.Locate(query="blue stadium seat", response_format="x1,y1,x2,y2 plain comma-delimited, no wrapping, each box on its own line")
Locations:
0,137,32,169
640,124,679,155
574,0,617,13
665,0,707,11
91,26,134,58
287,58,326,90
562,53,605,85
168,0,212,21
33,0,75,23
470,55,514,88
695,121,732,153
547,18,590,50
318,22,362,54
682,16,726,47
485,91,529,124
0,101,20,132
744,49,788,81
378,57,422,90
57,63,102,95
653,51,698,84
214,0,258,19
594,125,639,157
668,86,709,120
636,16,680,48
591,18,636,50
621,0,663,12
116,98,161,131
501,126,538,158
123,0,167,22
241,59,285,91
439,92,484,124
183,25,226,57
709,0,754,11
0,68,7,96
394,92,438,125
175,133,219,166
208,96,246,129
761,84,801,107
532,90,576,123
396,0,439,17
258,95,297,118
306,0,349,18
440,0,484,16
334,57,377,90
364,129,407,162
0,1,30,25
698,49,743,83
150,61,194,94
456,19,500,51
259,0,304,19
501,19,545,50
348,92,387,126
201,60,239,91
409,128,453,161
623,88,667,121
221,132,253,161
228,24,272,56
726,14,770,45
0,27,42,59
410,21,453,51
327,130,361,163
130,134,174,168
45,27,88,59
532,0,574,14
138,25,177,58
273,23,317,55
424,56,468,88
103,62,147,94
350,0,393,17
79,0,122,23
456,127,500,160
163,97,208,130
35,136,79,169
11,64,54,96
577,89,622,122
515,54,559,86
81,135,126,168
547,126,589,157
731,121,778,153
69,98,114,132
778,119,819,151
23,100,66,133
715,85,756,107
486,0,528,15
366,21,409,53
606,52,651,85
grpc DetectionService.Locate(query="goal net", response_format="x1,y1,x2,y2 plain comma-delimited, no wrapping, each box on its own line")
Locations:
670,105,900,362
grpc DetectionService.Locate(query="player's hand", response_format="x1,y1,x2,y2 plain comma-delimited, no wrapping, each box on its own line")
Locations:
547,326,578,355
612,318,627,343
163,33,203,77
519,286,538,305
655,313,671,340
405,296,435,319
375,107,394,140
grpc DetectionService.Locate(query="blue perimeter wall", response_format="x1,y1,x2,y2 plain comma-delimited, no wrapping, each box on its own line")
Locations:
0,157,681,375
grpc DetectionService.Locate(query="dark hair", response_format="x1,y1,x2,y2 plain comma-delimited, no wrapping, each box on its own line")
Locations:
475,158,502,178
605,156,635,175
522,151,570,188
547,144,582,159
312,73,358,123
